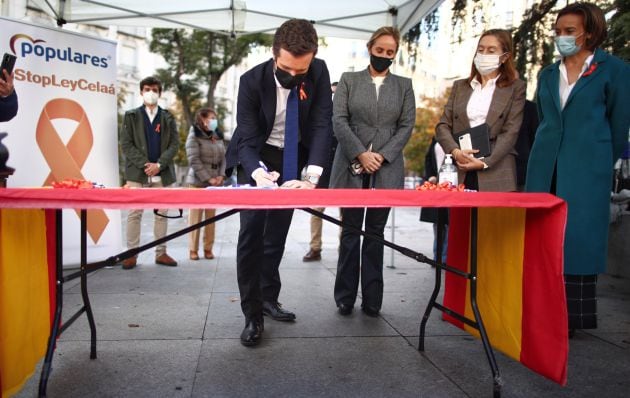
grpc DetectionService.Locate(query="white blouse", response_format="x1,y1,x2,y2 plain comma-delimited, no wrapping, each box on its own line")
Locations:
559,54,594,109
467,75,500,128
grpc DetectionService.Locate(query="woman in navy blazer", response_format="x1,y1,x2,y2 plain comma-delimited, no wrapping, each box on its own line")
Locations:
526,3,630,335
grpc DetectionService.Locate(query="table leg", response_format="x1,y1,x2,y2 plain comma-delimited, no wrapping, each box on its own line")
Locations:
80,210,98,359
38,210,63,397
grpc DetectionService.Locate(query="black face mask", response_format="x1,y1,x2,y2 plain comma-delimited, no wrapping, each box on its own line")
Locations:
370,54,393,73
275,65,306,90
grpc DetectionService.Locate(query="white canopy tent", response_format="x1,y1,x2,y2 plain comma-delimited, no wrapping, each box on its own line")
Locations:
30,0,443,39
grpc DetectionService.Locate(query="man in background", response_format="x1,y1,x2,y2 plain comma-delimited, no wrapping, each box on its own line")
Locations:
119,76,179,269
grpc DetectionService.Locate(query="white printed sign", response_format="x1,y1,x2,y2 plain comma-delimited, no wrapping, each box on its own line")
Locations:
1,17,122,265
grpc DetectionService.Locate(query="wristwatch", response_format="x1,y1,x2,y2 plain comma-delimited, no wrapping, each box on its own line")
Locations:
304,174,320,186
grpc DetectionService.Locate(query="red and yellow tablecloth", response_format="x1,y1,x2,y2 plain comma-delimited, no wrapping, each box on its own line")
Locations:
0,188,567,396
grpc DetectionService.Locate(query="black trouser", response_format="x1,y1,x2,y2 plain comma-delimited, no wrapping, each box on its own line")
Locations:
235,143,305,320
334,206,391,310
237,208,294,320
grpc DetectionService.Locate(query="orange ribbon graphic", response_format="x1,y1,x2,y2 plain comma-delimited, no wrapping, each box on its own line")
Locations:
36,98,109,243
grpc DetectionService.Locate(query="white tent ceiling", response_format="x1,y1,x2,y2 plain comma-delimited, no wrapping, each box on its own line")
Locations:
31,0,443,39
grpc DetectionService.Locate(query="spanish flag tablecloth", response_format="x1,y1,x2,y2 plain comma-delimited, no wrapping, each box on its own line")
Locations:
0,188,567,396
0,209,56,398
445,207,568,385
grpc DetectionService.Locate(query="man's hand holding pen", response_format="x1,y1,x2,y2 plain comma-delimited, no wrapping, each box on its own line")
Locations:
253,161,280,187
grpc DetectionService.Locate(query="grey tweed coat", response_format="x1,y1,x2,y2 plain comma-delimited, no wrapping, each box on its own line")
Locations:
330,69,416,189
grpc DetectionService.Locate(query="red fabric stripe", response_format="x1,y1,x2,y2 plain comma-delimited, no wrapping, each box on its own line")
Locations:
44,210,57,329
520,205,568,385
442,208,471,328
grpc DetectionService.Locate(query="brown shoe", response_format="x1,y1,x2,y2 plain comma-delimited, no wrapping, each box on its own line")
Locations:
302,249,321,262
204,250,214,259
122,256,137,270
156,253,178,267
190,251,199,261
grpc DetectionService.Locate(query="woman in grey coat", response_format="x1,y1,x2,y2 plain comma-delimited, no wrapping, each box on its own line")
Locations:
329,27,416,317
185,108,226,260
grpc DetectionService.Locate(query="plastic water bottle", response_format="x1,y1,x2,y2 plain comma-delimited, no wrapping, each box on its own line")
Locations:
438,154,458,187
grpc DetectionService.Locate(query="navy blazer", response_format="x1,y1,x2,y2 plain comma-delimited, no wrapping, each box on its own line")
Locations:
0,90,18,122
226,58,333,178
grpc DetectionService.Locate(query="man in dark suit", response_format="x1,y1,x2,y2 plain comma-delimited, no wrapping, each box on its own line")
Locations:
226,19,333,346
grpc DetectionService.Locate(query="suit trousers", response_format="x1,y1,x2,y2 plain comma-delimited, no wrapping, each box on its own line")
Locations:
334,206,391,310
235,143,305,320
188,208,216,252
125,180,168,256
309,208,325,251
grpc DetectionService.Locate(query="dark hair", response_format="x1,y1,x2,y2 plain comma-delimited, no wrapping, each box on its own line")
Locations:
272,19,318,57
556,2,607,51
331,81,338,87
194,107,216,131
366,26,400,52
468,29,518,88
139,76,162,94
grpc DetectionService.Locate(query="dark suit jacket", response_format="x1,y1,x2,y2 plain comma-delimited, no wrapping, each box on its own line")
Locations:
0,90,18,122
514,100,539,187
226,58,333,179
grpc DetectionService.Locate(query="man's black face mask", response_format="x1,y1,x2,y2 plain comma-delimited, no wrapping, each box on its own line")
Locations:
275,65,306,90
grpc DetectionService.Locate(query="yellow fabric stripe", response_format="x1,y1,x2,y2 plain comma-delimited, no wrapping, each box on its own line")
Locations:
0,209,51,398
463,208,526,361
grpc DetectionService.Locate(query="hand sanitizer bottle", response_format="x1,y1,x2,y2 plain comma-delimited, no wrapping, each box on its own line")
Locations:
438,154,458,187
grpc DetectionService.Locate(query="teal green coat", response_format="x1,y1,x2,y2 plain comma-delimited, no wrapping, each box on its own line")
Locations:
120,106,179,186
526,49,630,275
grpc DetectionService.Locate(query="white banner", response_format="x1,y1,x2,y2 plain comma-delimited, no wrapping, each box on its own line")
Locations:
0,17,122,265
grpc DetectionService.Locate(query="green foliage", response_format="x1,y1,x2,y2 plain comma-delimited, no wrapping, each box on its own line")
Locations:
604,0,630,61
149,28,272,165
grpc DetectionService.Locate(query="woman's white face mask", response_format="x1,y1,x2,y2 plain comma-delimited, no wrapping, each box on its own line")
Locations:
474,53,506,75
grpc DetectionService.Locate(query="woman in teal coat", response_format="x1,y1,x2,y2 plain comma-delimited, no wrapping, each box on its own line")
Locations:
526,2,630,334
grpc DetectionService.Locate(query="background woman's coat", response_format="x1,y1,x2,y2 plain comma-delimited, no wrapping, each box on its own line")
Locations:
526,48,630,275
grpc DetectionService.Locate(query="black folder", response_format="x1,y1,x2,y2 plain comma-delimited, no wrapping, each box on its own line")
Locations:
454,123,491,158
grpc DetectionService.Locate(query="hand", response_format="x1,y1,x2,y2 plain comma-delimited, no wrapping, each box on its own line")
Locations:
280,179,316,189
0,70,14,97
208,177,217,186
214,176,224,186
456,155,485,172
253,169,279,187
144,162,160,176
357,151,383,174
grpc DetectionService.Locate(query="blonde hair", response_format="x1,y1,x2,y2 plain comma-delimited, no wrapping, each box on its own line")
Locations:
366,26,400,52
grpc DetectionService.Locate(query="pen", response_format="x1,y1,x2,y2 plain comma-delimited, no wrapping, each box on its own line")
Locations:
259,161,269,173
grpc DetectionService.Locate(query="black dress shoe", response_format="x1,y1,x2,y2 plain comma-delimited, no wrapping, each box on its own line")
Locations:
338,303,353,316
240,318,264,347
361,305,380,317
262,301,296,321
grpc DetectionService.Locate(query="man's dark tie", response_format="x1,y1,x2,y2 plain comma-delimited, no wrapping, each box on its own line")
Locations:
283,87,299,181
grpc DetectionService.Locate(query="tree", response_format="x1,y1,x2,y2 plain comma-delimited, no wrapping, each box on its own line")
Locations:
604,0,630,62
150,29,272,129
403,88,451,177
149,29,272,166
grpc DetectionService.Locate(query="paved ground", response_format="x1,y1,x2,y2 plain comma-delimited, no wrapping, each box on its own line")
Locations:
16,206,630,397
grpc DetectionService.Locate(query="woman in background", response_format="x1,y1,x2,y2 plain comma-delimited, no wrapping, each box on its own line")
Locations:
436,29,525,192
329,26,415,317
185,108,226,260
526,2,630,336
